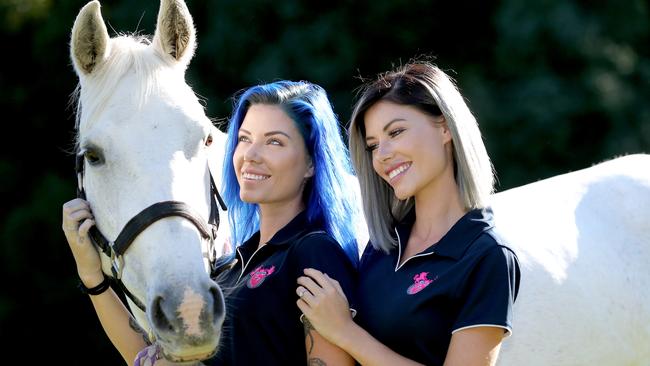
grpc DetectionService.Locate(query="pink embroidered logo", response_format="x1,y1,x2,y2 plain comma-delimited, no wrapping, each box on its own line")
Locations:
406,272,437,295
247,265,275,288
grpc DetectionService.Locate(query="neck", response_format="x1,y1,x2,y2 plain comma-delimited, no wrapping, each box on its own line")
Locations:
411,167,467,245
258,199,305,248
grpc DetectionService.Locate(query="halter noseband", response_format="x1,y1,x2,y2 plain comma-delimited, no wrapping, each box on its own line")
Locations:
74,153,227,312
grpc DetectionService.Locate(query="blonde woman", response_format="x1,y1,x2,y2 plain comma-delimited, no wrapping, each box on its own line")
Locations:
296,62,520,366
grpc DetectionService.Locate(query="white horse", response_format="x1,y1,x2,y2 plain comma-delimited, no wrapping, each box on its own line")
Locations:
492,153,650,365
70,0,229,361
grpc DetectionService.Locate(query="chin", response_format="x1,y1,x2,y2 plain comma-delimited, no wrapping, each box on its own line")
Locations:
392,188,412,201
239,192,259,203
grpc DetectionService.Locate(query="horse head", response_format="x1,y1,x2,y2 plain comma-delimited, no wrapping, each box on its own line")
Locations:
70,0,227,361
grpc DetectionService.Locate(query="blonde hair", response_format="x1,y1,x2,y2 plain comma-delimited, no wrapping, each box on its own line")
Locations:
349,62,495,252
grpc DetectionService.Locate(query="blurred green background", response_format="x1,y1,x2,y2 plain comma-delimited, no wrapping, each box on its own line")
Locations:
1,0,648,364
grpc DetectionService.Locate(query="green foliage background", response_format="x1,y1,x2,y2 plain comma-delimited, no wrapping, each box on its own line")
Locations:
0,0,648,363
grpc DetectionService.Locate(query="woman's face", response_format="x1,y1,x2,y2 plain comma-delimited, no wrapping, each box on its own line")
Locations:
233,104,313,207
363,100,452,200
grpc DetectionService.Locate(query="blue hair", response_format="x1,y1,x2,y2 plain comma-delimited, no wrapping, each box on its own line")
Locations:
221,81,360,266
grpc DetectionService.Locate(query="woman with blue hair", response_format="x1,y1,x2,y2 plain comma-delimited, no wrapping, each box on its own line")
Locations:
62,80,361,365
221,80,360,266
205,80,360,365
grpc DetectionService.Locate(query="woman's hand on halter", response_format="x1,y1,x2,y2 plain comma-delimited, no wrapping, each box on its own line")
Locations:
62,198,103,287
296,268,355,345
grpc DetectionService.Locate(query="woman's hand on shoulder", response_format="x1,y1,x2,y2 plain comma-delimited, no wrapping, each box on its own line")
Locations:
296,268,354,345
62,198,103,287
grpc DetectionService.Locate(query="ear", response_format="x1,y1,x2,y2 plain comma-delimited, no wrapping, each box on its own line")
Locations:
304,159,315,179
152,0,196,66
70,1,110,76
439,117,452,144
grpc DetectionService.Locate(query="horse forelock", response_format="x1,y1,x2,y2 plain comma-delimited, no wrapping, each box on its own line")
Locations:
73,34,197,148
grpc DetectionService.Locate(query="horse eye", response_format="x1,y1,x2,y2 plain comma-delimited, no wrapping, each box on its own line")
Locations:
205,134,213,147
84,149,103,165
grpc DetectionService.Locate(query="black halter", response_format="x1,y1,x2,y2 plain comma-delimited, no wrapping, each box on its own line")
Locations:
74,153,227,312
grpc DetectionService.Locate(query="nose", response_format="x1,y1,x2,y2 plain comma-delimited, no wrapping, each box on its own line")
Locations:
376,141,394,163
243,143,261,163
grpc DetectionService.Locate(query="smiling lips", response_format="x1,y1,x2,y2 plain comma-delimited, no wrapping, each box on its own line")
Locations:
242,172,270,181
386,162,411,181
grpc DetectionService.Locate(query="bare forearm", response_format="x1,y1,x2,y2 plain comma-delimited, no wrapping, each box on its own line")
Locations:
442,327,504,366
88,289,149,364
335,322,424,366
304,318,355,366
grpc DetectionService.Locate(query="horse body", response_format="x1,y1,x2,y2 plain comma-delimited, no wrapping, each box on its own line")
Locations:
492,154,650,365
70,0,227,361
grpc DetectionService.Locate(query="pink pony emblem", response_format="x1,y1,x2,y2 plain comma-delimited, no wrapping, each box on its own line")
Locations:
247,265,275,288
406,272,436,295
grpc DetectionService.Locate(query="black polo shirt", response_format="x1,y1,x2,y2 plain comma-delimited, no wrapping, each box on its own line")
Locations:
355,208,520,365
207,210,357,366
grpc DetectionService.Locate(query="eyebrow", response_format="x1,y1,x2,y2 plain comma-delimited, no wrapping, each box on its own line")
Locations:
79,141,102,154
239,128,292,139
365,118,406,141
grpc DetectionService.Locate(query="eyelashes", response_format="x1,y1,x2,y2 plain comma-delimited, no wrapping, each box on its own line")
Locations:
365,128,406,152
237,135,284,146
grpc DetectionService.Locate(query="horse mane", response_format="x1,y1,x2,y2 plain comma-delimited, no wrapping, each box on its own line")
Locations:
72,33,192,149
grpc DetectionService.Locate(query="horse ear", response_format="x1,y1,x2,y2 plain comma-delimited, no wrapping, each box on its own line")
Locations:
70,1,110,76
152,0,196,66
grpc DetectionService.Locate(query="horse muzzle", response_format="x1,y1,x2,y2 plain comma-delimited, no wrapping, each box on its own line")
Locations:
148,279,225,362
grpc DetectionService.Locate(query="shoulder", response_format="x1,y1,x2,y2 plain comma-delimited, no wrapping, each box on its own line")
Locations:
466,231,521,292
290,230,348,259
459,231,521,289
358,240,388,269
290,231,358,286
293,230,338,248
468,229,519,264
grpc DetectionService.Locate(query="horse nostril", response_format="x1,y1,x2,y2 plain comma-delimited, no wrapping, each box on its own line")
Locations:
151,296,175,333
210,285,225,320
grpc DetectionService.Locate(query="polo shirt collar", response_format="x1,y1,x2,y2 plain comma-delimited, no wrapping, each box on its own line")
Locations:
395,207,494,260
238,210,316,252
267,209,318,244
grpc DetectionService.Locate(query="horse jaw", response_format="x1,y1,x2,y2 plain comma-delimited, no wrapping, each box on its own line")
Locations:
206,128,232,260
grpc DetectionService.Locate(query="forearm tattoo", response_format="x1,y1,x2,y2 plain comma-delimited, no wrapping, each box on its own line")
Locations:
129,316,152,345
303,317,315,354
303,318,327,365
